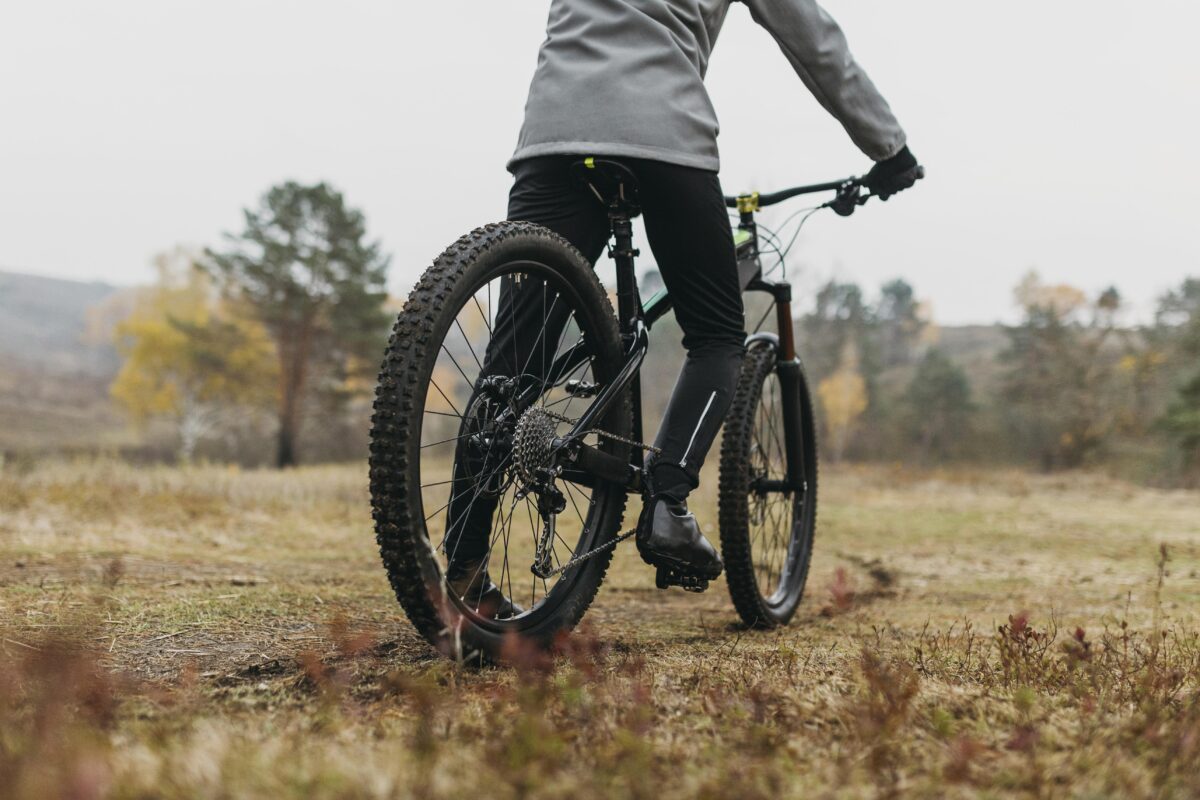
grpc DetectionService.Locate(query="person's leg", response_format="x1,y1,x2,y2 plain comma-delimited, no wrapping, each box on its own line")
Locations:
507,155,611,260
443,156,610,579
634,159,746,501
475,157,612,380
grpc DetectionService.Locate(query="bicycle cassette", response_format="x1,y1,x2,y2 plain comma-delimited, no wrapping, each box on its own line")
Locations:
512,406,560,485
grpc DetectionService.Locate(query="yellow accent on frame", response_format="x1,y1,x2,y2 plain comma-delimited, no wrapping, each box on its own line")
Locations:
584,157,595,169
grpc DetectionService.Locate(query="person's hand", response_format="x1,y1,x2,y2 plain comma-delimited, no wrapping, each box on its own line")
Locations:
864,145,922,200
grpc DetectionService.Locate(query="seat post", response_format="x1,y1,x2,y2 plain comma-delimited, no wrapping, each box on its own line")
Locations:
608,211,647,453
571,158,644,333
609,212,641,337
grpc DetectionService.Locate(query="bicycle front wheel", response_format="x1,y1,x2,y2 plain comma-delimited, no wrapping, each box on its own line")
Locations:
718,341,818,628
370,221,631,663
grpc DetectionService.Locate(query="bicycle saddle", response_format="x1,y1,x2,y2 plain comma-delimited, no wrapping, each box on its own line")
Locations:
570,157,642,217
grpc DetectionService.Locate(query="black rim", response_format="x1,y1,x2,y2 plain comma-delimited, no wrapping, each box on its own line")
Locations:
414,259,621,633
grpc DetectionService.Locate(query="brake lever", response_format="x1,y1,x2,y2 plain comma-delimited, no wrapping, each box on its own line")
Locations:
825,180,867,217
824,164,925,216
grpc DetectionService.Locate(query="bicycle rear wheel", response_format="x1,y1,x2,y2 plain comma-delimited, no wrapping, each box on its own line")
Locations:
718,341,818,628
370,221,631,663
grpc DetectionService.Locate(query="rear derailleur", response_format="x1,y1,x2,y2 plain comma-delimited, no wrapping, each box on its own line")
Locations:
528,480,565,580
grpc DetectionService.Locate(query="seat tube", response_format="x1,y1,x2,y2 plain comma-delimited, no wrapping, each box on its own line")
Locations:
609,213,641,334
609,211,645,453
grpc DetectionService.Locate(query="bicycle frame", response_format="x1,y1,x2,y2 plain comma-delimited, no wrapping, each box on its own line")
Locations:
550,160,813,498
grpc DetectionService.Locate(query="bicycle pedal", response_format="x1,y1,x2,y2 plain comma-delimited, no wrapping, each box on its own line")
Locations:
565,379,599,398
654,566,709,593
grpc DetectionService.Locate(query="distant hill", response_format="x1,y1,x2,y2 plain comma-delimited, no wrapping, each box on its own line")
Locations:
0,270,121,377
0,270,132,455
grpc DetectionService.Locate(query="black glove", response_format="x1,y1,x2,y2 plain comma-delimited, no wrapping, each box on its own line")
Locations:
864,145,921,200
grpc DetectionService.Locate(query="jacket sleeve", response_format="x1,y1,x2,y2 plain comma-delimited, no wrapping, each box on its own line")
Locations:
740,0,906,161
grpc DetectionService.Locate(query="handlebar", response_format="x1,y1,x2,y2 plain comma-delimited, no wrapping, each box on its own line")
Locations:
724,166,925,217
723,176,862,210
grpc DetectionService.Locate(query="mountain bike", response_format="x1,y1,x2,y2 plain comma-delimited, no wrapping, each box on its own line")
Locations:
370,159,916,662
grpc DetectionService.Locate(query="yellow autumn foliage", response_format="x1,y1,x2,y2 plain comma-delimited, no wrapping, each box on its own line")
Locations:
1014,271,1088,318
817,342,868,462
111,251,277,424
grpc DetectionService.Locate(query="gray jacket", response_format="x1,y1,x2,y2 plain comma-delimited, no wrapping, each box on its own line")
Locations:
510,0,906,173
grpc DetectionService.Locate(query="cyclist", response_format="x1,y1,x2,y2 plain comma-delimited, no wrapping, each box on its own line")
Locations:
447,0,921,614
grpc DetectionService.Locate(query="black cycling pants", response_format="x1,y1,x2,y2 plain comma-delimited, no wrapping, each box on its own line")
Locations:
443,156,745,566
507,155,746,498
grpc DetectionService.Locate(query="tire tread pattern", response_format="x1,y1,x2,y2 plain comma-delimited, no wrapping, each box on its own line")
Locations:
718,344,819,628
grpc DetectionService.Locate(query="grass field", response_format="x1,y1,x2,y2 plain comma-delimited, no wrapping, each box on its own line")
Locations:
2,460,1199,798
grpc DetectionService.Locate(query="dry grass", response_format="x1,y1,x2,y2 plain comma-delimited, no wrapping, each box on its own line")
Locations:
2,459,1199,798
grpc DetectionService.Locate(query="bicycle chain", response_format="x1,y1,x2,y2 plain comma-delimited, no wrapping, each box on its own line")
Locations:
535,407,663,456
541,528,638,578
592,428,663,455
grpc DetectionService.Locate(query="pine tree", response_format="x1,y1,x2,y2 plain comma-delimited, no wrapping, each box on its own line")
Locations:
206,182,390,467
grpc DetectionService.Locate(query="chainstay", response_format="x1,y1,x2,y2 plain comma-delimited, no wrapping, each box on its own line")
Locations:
541,528,637,578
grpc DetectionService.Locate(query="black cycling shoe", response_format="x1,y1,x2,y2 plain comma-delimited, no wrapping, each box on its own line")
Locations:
445,558,525,619
636,496,724,592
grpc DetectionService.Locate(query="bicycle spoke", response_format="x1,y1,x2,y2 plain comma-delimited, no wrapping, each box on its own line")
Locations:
562,481,588,528
498,490,519,609
429,377,463,420
440,342,477,394
517,292,561,386
455,316,485,373
523,497,541,609
483,281,493,334
745,371,796,599
538,312,581,408
421,431,476,450
424,409,465,420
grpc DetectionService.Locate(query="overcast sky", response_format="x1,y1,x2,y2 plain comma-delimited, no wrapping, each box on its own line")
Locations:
2,1,1197,325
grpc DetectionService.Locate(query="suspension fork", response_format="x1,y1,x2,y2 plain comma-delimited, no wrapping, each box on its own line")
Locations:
749,281,806,491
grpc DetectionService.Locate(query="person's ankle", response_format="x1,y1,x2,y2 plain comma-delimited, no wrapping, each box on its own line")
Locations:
647,463,692,504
